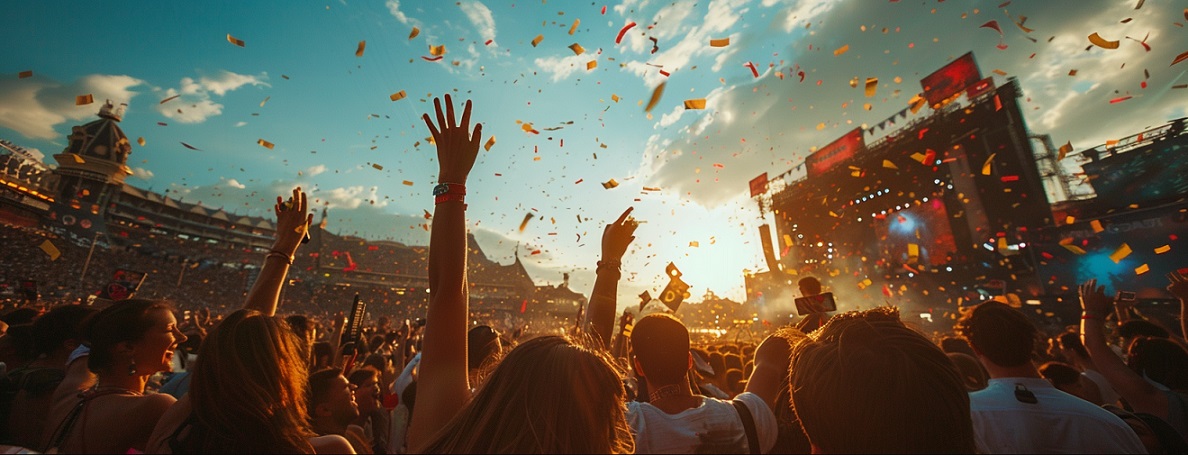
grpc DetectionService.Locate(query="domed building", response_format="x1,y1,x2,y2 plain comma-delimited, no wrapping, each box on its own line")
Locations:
46,100,135,236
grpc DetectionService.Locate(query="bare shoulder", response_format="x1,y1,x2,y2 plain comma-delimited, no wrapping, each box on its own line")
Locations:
311,434,356,454
146,395,191,454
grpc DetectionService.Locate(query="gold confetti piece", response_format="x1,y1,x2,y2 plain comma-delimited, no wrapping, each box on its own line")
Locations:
518,212,534,232
834,44,850,56
1135,264,1150,275
71,154,86,164
137,137,145,146
18,70,33,79
259,96,270,107
531,35,544,47
689,241,699,247
602,178,619,189
75,94,93,105
1061,244,1087,255
355,40,366,57
257,139,275,149
484,136,496,151
586,60,597,70
1088,32,1120,49
816,122,826,131
611,94,620,103
402,180,414,186
1065,215,1076,225
569,19,580,35
992,69,1008,76
429,44,446,56
683,99,706,109
1110,243,1132,263
409,27,420,40
1155,245,1171,254
372,163,383,170
883,160,898,170
909,94,927,113
1090,220,1105,233
645,82,666,113
390,90,407,101
1057,141,1073,160
864,77,878,97
39,240,60,260
569,43,585,55
227,34,245,47
910,152,927,163
981,153,996,176
710,38,730,47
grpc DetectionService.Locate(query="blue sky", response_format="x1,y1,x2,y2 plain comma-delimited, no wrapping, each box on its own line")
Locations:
3,0,1186,308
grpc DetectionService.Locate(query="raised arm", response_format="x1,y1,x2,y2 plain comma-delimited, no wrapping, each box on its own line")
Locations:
1080,279,1166,415
1169,271,1188,341
407,95,482,453
745,332,796,411
587,207,638,350
244,187,312,317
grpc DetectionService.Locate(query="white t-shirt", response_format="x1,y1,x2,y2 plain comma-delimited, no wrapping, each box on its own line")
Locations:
970,378,1145,454
1081,368,1122,406
626,392,777,454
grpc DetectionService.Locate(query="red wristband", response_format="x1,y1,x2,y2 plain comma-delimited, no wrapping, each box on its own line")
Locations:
1081,313,1102,320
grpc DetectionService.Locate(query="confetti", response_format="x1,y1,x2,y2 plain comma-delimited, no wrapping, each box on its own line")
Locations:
518,213,534,232
689,241,699,247
864,77,878,97
1135,264,1150,275
39,240,60,260
484,136,496,151
1155,245,1171,254
645,81,666,113
834,44,849,56
616,22,636,44
137,137,145,146
710,38,730,47
1057,141,1073,160
18,70,32,79
1061,243,1087,255
1090,220,1104,233
882,160,898,170
355,40,366,57
531,35,544,47
587,60,597,70
1173,50,1188,67
683,99,706,109
75,94,93,105
409,27,420,39
430,44,446,56
372,163,384,170
257,139,275,149
981,153,996,176
422,56,444,62
390,91,407,101
227,34,245,47
569,43,585,55
180,142,201,151
1109,96,1132,104
611,94,620,102
744,62,759,78
1088,32,1120,49
602,178,619,189
402,180,414,186
1109,243,1132,263
980,20,1003,34
259,96,270,107
569,19,580,35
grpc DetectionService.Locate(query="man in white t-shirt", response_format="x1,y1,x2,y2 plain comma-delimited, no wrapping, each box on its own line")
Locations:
627,314,778,454
1057,330,1122,406
958,302,1145,453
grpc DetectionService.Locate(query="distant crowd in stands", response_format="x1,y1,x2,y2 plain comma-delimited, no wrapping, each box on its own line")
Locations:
0,96,1186,453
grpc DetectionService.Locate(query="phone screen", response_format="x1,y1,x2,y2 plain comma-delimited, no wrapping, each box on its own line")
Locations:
342,294,367,346
794,292,837,316
1116,291,1137,301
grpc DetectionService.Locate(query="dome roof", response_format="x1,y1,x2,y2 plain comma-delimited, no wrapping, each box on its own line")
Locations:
62,101,132,166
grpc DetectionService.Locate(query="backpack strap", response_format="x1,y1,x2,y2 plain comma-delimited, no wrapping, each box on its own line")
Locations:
733,399,761,455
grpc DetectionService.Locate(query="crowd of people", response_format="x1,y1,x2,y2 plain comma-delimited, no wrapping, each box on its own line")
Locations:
0,96,1187,453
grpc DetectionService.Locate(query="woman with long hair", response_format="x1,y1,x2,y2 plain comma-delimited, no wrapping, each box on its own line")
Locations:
146,187,352,453
40,299,187,453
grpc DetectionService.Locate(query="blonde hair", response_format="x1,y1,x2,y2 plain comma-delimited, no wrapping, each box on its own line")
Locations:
181,309,315,453
422,335,634,453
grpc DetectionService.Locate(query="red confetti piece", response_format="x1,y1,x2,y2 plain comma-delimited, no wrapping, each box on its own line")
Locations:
601,5,606,14
659,70,670,77
422,55,444,61
744,61,759,78
712,163,724,169
1109,96,1133,104
980,20,1003,35
485,39,493,45
1000,175,1020,182
1173,50,1188,66
616,22,636,44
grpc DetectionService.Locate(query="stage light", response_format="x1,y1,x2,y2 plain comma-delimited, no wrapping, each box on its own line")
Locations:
922,197,929,202
947,184,954,189
1018,242,1027,248
857,217,862,221
946,266,953,272
908,273,915,277
934,179,941,184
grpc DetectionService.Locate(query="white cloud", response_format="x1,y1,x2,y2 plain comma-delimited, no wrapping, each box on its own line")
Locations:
305,164,327,176
234,121,247,127
130,167,154,180
322,185,390,209
155,71,268,124
535,53,595,82
0,74,145,140
224,178,246,189
24,147,44,161
459,1,497,44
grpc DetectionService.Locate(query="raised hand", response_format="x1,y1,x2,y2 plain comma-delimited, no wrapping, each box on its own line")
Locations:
272,187,313,257
1079,279,1113,317
423,94,482,184
1167,270,1188,301
602,207,639,261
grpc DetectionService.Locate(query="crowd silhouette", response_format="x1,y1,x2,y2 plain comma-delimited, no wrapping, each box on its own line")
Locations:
1,96,1186,453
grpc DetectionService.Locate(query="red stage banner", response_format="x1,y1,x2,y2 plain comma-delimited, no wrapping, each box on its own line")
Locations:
748,173,769,197
806,128,866,178
920,52,982,106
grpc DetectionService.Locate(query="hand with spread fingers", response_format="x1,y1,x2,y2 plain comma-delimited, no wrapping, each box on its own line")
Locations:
602,207,639,262
1167,269,1188,301
272,186,313,257
423,94,482,184
1079,278,1113,318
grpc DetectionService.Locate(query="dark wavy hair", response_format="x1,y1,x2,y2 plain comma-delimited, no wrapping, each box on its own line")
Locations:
82,299,171,372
